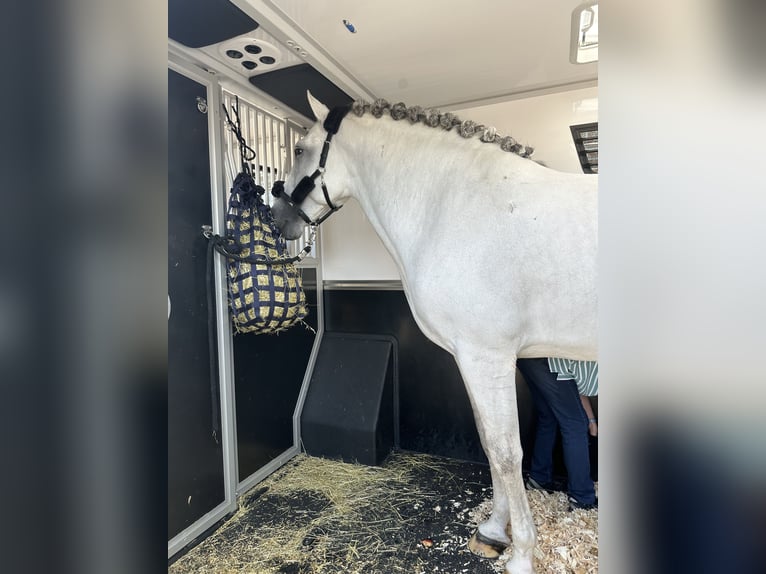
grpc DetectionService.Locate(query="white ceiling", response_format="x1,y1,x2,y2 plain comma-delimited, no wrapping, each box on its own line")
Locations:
183,1,598,118
274,0,597,106
260,0,597,108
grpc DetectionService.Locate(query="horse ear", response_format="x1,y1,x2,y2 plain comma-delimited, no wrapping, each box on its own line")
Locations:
307,91,329,122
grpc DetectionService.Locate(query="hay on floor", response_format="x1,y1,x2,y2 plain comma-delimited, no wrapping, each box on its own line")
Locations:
169,453,598,574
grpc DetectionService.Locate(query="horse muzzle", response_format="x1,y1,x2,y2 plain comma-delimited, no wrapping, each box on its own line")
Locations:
271,179,342,234
271,180,314,225
270,199,307,240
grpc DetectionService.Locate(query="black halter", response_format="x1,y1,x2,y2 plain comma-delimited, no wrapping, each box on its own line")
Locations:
271,105,351,226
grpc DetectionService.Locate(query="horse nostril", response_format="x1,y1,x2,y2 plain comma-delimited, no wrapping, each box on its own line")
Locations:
271,180,285,198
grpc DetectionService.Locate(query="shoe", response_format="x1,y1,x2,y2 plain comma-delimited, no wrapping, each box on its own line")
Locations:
525,476,556,493
567,496,598,511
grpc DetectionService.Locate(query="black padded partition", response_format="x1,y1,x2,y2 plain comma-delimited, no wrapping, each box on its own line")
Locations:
248,63,354,120
168,69,225,539
323,290,493,463
169,0,259,48
301,333,397,466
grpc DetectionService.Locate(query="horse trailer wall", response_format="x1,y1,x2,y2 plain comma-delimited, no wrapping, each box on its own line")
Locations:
168,68,227,541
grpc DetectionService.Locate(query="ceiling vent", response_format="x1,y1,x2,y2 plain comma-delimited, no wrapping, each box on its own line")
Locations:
217,37,284,76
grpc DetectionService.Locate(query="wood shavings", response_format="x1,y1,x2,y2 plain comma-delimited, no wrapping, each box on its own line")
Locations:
466,487,599,574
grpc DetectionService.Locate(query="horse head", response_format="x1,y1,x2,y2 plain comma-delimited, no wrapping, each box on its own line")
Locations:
272,92,354,240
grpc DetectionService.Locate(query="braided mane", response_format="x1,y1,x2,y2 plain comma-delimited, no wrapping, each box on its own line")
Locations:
349,98,534,159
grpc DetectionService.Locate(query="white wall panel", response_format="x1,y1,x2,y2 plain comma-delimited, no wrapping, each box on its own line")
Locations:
321,199,401,281
455,87,598,173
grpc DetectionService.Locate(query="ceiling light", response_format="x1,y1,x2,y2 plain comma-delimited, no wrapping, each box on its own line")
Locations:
570,2,598,64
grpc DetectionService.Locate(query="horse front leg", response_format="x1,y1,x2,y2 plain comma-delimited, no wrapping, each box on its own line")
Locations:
457,348,536,574
466,392,512,558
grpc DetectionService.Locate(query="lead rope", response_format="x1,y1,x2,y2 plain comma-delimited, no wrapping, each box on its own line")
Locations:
205,96,256,445
206,236,220,444
222,95,256,175
202,225,316,266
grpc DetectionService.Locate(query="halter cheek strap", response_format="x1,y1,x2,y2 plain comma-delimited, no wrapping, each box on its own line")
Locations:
271,105,351,226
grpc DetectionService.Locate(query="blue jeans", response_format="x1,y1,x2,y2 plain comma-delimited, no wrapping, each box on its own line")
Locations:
517,358,596,505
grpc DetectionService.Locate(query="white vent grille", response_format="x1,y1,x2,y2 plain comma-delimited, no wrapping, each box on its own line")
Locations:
222,90,313,258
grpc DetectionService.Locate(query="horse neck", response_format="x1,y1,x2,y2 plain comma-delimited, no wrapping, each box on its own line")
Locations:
338,118,463,275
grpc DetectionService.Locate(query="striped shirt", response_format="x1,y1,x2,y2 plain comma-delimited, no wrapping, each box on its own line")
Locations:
547,358,598,396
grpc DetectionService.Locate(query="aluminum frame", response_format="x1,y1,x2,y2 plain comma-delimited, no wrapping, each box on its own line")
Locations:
323,280,404,291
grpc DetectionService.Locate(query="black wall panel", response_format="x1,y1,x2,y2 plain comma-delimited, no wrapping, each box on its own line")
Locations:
323,288,597,480
234,268,319,481
248,63,353,120
323,290,513,463
169,0,259,48
168,69,225,539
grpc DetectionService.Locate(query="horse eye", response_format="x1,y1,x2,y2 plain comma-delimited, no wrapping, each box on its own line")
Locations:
294,147,303,158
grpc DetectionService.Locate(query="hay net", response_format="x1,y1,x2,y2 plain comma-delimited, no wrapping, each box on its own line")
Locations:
203,95,310,336
222,170,308,334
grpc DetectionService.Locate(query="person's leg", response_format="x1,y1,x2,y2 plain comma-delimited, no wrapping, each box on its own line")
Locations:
517,358,559,487
541,378,595,505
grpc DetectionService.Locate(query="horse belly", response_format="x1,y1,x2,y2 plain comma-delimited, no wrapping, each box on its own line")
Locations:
401,277,527,357
402,240,596,360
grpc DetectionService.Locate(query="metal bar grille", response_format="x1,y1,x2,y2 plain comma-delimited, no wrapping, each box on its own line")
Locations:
222,90,313,258
570,122,598,174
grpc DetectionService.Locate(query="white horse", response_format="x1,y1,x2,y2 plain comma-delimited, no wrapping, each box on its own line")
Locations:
272,93,597,574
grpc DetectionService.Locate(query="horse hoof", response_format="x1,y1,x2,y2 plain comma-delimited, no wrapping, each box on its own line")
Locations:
468,530,508,559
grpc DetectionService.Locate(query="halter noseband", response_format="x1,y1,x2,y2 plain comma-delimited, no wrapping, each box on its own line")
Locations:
271,105,351,227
